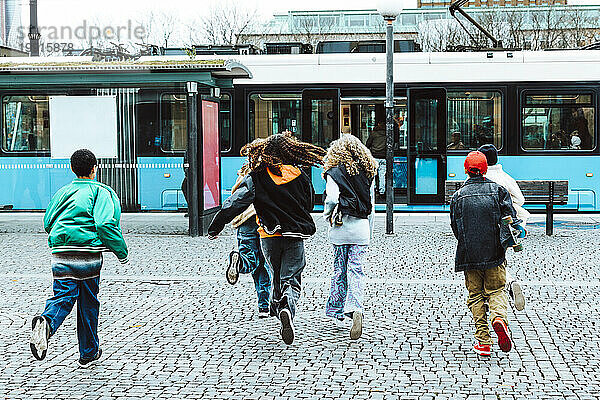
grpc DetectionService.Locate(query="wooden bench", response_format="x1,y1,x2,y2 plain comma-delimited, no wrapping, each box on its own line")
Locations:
445,180,568,236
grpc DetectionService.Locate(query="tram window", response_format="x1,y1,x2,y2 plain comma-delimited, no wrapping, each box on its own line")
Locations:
354,102,407,150
447,91,502,151
160,94,187,152
249,93,301,141
522,93,595,151
220,94,231,152
2,96,50,152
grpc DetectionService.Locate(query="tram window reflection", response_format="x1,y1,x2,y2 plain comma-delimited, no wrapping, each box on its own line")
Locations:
447,91,502,151
2,95,50,152
346,101,406,150
249,93,301,141
522,93,595,151
160,94,187,152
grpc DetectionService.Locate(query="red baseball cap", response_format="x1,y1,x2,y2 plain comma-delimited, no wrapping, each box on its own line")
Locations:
464,151,488,175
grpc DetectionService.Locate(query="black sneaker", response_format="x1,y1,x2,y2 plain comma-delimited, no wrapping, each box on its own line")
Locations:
279,308,294,345
30,316,50,361
78,348,102,368
226,251,241,285
350,311,363,340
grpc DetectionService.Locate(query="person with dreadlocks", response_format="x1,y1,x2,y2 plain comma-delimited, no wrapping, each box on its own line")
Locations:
322,134,377,340
208,132,326,345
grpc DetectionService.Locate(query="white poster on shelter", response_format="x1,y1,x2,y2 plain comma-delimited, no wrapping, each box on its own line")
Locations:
49,96,118,159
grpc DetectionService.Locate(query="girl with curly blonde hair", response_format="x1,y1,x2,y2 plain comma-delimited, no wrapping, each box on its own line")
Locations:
322,134,377,340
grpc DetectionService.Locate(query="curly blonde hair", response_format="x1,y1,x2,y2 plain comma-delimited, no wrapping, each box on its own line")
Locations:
323,134,378,178
240,132,326,176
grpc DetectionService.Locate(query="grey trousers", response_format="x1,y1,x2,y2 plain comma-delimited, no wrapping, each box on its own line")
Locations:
260,237,305,319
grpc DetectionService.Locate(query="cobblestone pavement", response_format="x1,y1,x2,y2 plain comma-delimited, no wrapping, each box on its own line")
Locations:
1,213,599,399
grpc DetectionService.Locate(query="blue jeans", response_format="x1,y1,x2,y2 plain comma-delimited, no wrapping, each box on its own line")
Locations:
41,277,100,360
237,219,271,310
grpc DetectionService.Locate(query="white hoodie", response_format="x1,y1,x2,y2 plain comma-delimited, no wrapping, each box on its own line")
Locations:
485,164,531,225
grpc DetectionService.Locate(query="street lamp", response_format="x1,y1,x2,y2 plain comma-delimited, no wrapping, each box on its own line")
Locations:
377,0,403,235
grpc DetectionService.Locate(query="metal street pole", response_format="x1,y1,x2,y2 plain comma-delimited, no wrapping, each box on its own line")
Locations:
28,0,41,57
187,82,199,237
384,18,395,234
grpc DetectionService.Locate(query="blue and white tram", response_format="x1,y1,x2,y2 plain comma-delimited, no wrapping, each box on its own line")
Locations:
1,51,599,212
219,51,600,212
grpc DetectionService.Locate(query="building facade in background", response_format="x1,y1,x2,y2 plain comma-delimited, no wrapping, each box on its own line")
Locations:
239,6,599,53
0,0,22,48
418,0,567,8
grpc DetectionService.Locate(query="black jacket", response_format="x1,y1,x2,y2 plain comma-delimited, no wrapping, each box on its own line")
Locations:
208,167,316,239
449,176,517,272
324,165,373,219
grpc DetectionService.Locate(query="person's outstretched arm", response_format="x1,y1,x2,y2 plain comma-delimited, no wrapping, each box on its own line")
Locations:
323,175,339,221
504,174,525,207
368,181,375,237
43,190,62,234
498,185,517,221
208,175,255,237
449,194,459,240
93,188,128,263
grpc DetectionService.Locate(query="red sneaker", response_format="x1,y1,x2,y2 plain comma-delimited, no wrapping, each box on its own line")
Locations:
473,342,491,356
493,317,512,352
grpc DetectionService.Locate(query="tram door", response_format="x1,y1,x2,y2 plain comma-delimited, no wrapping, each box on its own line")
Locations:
302,89,340,147
407,88,447,204
302,89,340,195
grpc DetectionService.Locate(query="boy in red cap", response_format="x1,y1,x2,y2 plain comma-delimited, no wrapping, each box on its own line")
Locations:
449,151,517,356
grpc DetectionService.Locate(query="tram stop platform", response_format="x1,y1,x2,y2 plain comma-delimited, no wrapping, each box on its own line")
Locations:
0,212,598,399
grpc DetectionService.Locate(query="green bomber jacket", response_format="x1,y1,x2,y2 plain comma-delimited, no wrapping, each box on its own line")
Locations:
43,179,128,263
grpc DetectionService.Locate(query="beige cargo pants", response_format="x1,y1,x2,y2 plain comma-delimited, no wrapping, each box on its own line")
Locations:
464,262,509,345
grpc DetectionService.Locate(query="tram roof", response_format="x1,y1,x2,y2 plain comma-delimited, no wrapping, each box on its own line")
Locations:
174,50,600,85
0,57,252,79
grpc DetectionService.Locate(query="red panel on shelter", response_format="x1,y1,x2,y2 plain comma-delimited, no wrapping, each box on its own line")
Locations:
201,100,220,210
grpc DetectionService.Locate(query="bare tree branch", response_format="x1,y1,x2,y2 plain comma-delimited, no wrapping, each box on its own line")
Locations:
196,1,259,46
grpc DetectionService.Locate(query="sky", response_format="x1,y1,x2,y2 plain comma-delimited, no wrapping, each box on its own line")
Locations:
22,0,600,29
11,0,600,49
19,0,600,26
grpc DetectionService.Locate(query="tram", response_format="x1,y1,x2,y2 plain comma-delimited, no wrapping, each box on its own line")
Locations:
1,51,599,212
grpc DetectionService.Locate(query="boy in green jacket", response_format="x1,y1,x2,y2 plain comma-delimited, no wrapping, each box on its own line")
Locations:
30,149,128,368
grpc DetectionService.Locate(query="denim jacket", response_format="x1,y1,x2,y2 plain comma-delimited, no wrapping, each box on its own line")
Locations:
449,176,517,272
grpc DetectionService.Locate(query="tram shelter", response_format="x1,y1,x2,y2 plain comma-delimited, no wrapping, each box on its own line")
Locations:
0,58,252,236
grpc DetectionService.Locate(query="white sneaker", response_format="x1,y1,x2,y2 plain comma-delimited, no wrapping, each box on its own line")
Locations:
30,316,50,361
510,281,525,311
332,316,350,328
226,251,240,285
258,308,269,319
350,311,363,340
